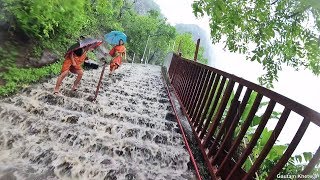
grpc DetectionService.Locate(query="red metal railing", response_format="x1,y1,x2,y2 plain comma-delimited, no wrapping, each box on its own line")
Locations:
167,53,320,180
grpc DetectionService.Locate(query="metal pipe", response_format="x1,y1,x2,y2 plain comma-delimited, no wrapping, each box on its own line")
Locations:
132,53,135,64
141,35,150,63
194,39,200,62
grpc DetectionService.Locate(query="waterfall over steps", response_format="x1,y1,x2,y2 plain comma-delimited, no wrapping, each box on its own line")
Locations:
0,63,196,180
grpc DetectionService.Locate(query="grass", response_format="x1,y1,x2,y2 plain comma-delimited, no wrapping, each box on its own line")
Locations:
0,62,62,96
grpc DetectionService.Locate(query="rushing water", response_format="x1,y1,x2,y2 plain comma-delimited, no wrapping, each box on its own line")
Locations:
0,64,195,180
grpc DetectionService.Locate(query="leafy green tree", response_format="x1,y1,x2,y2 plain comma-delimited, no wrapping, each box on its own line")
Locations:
1,0,89,40
144,10,176,64
84,0,124,34
121,10,176,64
174,33,208,64
193,0,320,88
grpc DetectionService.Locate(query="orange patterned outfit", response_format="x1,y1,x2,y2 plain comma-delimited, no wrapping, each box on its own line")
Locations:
61,52,87,74
109,45,126,71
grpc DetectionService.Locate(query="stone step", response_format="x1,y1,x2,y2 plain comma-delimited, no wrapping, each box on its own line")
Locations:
0,63,196,179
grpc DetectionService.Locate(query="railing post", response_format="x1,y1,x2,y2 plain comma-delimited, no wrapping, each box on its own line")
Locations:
132,53,135,64
141,34,150,64
177,40,183,57
194,38,200,62
166,49,320,179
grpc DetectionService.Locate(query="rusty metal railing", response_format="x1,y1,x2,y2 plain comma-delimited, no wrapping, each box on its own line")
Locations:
167,53,320,180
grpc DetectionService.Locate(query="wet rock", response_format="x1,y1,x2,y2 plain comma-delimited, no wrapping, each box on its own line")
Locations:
65,90,81,98
86,96,96,102
26,106,46,116
142,109,151,115
115,150,123,156
125,173,136,180
124,107,131,112
106,127,112,134
124,147,133,157
158,99,169,104
104,170,117,180
142,131,152,141
154,135,168,144
30,149,54,165
28,127,41,135
22,152,29,158
101,159,112,165
174,127,181,134
128,98,137,105
155,151,162,161
165,113,176,122
57,162,73,176
126,117,135,124
164,122,174,131
39,94,64,106
137,117,146,125
141,148,152,160
145,122,155,128
62,116,79,124
28,50,59,68
125,129,139,138
6,139,14,149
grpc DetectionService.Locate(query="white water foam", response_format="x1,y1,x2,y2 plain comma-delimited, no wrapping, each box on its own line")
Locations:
0,63,195,179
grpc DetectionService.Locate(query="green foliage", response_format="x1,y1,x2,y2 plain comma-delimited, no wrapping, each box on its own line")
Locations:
0,43,18,68
193,0,320,88
2,0,88,40
0,0,125,95
86,0,124,33
0,62,61,96
87,51,96,60
174,33,208,64
1,0,124,46
236,93,319,178
243,125,320,179
122,10,176,64
200,84,319,177
0,0,208,95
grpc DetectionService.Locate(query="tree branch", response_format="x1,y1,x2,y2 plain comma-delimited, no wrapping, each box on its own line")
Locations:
270,0,280,6
287,5,311,19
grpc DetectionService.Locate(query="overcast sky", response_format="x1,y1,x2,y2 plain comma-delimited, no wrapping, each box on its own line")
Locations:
154,0,209,26
154,0,320,155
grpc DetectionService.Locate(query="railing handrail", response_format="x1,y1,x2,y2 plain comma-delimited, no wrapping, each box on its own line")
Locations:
174,54,320,126
167,53,320,179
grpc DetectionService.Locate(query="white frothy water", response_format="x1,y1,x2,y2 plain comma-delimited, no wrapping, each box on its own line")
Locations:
0,63,195,180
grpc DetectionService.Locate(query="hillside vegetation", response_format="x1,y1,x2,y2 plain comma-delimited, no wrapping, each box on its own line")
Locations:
0,0,207,96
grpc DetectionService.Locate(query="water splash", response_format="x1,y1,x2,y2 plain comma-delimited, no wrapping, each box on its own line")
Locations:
0,64,195,179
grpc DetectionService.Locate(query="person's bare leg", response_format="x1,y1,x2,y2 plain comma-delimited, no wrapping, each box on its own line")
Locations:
54,70,69,93
109,66,115,76
71,69,83,91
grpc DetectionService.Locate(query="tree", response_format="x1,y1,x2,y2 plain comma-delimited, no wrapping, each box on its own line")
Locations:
121,10,176,64
174,33,208,64
1,0,90,40
192,0,320,88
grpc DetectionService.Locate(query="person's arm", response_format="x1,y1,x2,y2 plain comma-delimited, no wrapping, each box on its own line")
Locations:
71,52,76,66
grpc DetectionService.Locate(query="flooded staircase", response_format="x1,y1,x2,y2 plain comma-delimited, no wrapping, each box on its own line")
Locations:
0,63,196,179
